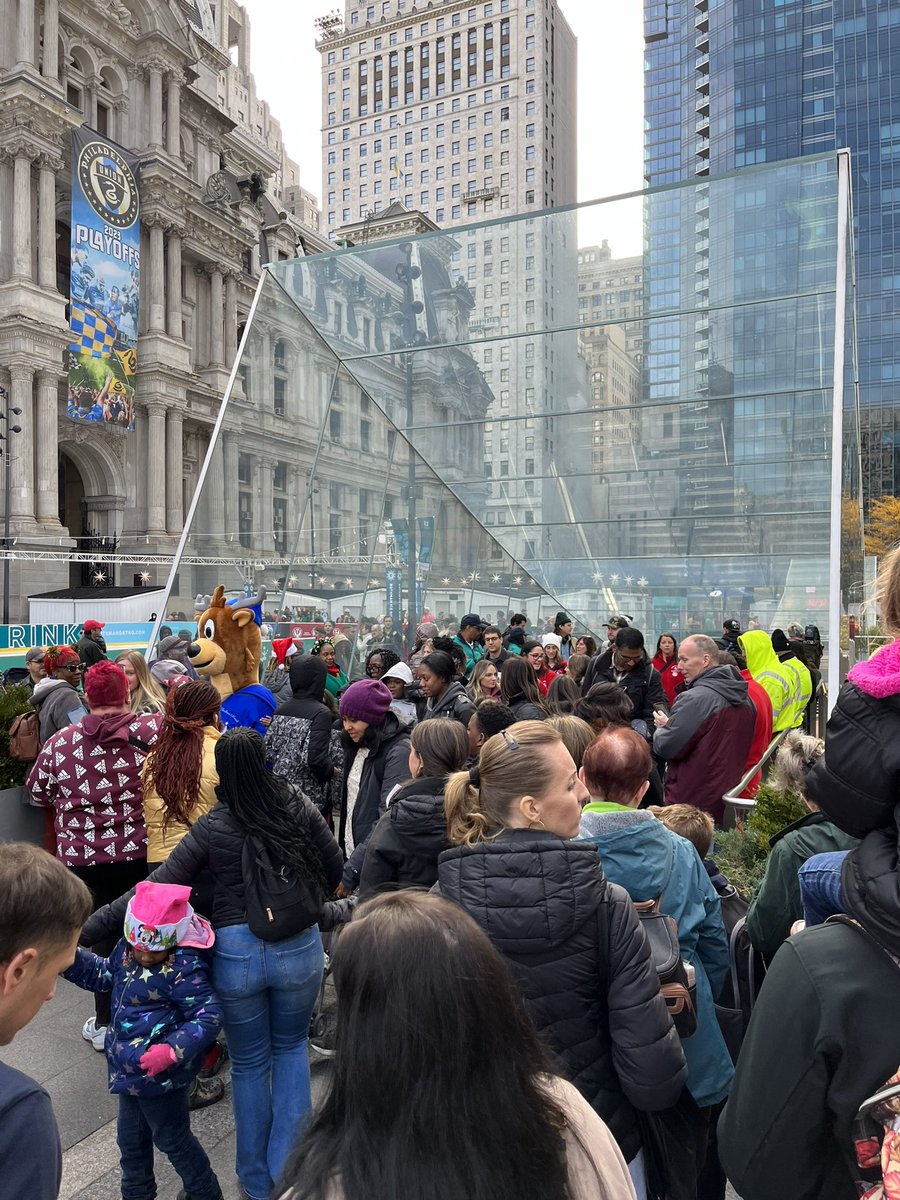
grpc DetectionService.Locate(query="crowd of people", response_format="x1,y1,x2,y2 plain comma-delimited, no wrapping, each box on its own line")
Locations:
3,584,896,1200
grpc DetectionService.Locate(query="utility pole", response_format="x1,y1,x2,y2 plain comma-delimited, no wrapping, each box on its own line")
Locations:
0,388,23,625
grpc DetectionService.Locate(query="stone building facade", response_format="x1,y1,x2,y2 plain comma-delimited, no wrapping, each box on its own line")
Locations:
0,0,324,617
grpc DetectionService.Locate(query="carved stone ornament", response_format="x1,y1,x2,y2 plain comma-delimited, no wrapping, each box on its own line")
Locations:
108,0,140,37
203,170,231,211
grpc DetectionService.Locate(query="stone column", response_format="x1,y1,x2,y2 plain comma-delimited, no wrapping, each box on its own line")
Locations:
206,432,226,541
12,150,34,281
223,433,239,541
37,156,59,291
145,402,166,533
86,76,99,126
166,228,182,338
165,71,182,157
17,0,35,67
35,369,59,524
42,0,58,80
148,221,165,332
224,272,238,365
8,365,34,522
259,462,273,552
165,407,183,534
148,63,164,148
208,266,224,366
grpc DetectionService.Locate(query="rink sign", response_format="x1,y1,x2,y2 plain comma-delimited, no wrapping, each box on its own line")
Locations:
0,623,153,667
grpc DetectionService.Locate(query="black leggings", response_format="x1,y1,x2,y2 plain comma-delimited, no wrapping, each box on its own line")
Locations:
69,859,148,1026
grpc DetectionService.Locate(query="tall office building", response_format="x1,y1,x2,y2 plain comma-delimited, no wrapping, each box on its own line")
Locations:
644,0,900,506
315,0,580,550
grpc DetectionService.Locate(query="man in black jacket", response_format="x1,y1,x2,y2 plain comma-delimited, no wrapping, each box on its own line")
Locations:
580,627,668,731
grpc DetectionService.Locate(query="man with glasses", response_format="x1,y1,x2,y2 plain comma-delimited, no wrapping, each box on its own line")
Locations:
29,646,87,744
482,626,510,666
580,627,668,737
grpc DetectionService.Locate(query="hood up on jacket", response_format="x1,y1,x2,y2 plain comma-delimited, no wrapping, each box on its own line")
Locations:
739,630,782,678
288,655,328,700
438,831,606,956
689,663,751,706
848,639,900,700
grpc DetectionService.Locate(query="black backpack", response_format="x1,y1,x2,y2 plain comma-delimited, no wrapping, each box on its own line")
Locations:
241,834,322,942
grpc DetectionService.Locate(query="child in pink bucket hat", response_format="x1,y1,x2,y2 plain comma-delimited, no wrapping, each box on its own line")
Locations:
64,881,224,1199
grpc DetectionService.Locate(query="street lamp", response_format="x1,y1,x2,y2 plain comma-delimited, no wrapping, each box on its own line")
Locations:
0,388,23,624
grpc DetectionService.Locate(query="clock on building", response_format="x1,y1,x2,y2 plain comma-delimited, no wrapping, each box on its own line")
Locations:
184,0,216,43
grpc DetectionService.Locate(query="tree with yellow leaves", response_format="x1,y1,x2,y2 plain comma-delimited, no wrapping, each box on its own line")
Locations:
864,496,900,557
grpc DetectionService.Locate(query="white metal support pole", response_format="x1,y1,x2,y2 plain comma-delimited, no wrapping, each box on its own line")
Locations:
827,149,851,712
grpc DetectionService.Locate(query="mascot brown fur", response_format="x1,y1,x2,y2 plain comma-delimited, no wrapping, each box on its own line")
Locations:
188,586,275,734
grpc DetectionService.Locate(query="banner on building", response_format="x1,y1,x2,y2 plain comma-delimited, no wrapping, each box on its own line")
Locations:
417,516,435,567
385,568,403,626
390,519,410,565
67,127,141,432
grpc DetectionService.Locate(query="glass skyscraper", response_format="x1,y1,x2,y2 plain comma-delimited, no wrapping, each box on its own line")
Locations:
644,0,899,504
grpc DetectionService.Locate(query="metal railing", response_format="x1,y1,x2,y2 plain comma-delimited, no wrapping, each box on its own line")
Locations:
722,730,788,820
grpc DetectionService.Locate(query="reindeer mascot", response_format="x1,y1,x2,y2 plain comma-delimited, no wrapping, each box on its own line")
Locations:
188,586,276,735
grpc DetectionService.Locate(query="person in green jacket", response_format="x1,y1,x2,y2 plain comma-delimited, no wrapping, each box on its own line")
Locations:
739,629,810,732
745,731,858,962
311,638,349,699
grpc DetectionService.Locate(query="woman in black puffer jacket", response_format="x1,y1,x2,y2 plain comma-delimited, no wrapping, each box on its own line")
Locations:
358,718,468,900
438,721,687,1191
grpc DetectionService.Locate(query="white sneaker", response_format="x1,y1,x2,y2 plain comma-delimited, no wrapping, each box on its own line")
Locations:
81,1016,107,1051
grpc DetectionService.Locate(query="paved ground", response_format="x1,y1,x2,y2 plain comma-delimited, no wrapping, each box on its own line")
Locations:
2,975,739,1199
0,976,335,1200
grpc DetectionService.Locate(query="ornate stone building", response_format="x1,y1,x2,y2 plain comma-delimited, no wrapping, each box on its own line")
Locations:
0,0,325,615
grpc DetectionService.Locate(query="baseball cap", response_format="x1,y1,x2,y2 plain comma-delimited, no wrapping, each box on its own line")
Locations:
25,647,45,663
606,615,630,630
460,613,484,630
83,619,105,632
723,619,741,634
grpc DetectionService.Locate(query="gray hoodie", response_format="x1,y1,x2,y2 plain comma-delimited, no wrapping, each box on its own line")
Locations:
30,677,86,744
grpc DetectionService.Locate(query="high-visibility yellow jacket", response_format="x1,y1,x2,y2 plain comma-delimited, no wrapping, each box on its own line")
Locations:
739,631,807,732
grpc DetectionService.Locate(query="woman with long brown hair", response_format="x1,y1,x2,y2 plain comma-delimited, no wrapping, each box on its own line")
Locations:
142,680,222,870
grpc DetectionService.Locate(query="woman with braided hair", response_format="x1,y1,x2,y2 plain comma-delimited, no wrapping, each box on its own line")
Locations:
311,637,350,699
142,681,222,871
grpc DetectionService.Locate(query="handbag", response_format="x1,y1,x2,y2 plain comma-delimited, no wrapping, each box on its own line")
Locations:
634,898,698,1039
241,834,321,942
636,1089,703,1200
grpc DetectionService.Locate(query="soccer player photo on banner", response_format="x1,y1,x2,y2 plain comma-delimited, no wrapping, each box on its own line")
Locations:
67,127,141,431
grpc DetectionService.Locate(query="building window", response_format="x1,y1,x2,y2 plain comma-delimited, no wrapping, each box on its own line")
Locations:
360,419,371,453
330,410,342,442
273,498,287,553
273,376,286,416
239,493,253,548
274,462,288,491
237,455,252,485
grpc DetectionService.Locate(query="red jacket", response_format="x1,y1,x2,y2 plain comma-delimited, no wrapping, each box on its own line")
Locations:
27,711,160,867
651,654,682,706
739,669,774,797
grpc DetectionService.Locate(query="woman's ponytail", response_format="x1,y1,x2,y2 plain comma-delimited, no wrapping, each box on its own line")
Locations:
444,771,493,846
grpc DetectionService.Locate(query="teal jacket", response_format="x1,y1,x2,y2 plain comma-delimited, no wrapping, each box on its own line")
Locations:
745,812,858,962
580,804,733,1107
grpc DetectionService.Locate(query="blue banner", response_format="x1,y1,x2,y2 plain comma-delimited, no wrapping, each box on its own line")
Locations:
67,127,140,432
418,516,435,566
390,519,410,565
0,622,154,669
385,568,402,627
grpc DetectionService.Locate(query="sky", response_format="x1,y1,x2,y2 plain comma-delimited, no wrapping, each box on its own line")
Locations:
239,0,644,255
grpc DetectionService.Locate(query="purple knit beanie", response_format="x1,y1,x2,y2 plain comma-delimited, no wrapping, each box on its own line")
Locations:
339,679,392,724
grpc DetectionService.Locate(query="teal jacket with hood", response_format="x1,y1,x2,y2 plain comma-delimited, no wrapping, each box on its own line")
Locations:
580,805,733,1107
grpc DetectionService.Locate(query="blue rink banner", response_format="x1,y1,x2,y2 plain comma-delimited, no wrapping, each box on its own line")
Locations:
0,623,153,668
67,127,141,432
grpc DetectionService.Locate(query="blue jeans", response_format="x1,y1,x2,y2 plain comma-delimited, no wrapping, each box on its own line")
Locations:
117,1086,220,1200
798,850,849,927
212,923,324,1200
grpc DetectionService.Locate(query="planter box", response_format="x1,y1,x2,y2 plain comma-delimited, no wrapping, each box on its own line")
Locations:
0,786,47,845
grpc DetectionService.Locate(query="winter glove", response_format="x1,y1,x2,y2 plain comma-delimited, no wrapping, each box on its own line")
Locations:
139,1043,177,1077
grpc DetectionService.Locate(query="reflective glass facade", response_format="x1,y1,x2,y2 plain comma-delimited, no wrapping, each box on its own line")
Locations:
156,155,860,694
644,0,900,503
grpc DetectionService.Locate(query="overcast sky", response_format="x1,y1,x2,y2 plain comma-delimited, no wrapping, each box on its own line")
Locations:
239,0,644,255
